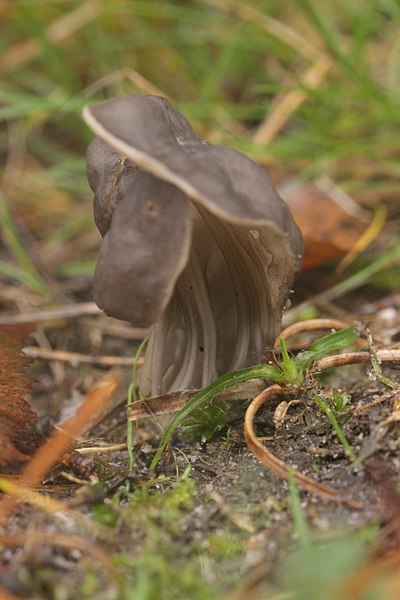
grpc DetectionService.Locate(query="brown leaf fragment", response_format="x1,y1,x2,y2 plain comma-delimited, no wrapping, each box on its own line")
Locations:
128,390,192,422
285,183,368,270
0,324,38,466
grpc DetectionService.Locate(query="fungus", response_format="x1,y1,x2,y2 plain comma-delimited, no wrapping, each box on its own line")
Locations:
83,95,303,396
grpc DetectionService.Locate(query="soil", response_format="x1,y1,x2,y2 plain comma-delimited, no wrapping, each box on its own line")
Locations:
1,293,400,599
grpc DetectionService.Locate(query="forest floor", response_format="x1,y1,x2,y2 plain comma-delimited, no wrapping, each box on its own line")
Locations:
1,2,400,598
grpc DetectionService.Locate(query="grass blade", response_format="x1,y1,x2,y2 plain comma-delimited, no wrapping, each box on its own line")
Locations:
309,326,358,358
314,393,357,462
0,192,47,295
127,337,148,472
150,363,283,469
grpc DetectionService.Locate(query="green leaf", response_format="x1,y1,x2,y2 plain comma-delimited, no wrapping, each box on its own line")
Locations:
279,337,300,384
92,504,121,528
309,326,358,359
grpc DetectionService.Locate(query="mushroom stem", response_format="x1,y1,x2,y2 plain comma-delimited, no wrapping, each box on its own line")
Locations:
195,205,279,372
195,206,250,372
140,203,287,396
183,241,218,388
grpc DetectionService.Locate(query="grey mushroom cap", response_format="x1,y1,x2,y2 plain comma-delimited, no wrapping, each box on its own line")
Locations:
84,95,304,395
84,95,302,240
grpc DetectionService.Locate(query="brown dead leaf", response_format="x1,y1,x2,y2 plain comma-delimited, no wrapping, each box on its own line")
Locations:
285,182,368,270
0,324,38,466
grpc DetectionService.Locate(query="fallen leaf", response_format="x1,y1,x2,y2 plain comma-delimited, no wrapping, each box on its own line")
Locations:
0,324,38,466
284,182,369,270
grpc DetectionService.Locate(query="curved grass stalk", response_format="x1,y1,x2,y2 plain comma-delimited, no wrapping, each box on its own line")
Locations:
150,362,283,469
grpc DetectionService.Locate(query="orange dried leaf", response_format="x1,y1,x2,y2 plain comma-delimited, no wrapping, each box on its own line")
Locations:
286,183,368,270
0,324,38,466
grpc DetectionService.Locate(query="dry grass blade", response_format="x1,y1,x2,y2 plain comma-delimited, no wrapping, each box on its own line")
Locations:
83,67,170,99
0,373,120,524
0,474,117,542
336,204,387,273
76,442,127,455
128,390,193,422
1,1,101,74
203,0,323,61
209,490,255,533
253,55,332,145
22,346,139,367
244,384,362,509
0,477,71,514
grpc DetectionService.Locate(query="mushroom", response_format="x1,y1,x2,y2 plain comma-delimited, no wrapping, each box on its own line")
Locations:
83,95,303,396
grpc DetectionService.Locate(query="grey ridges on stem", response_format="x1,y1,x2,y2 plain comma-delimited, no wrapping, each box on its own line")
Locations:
83,95,304,396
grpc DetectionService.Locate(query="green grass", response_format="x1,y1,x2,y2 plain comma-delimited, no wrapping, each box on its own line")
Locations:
150,326,359,468
314,392,357,462
1,0,399,297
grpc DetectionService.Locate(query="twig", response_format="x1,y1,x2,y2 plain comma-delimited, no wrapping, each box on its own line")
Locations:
22,346,141,367
0,302,101,324
275,318,349,348
352,391,396,415
315,349,400,371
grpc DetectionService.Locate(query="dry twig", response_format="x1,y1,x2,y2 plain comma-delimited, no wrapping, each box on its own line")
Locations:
274,317,350,348
22,346,140,367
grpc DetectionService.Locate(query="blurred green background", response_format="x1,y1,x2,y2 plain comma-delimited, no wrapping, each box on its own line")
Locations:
1,0,400,306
